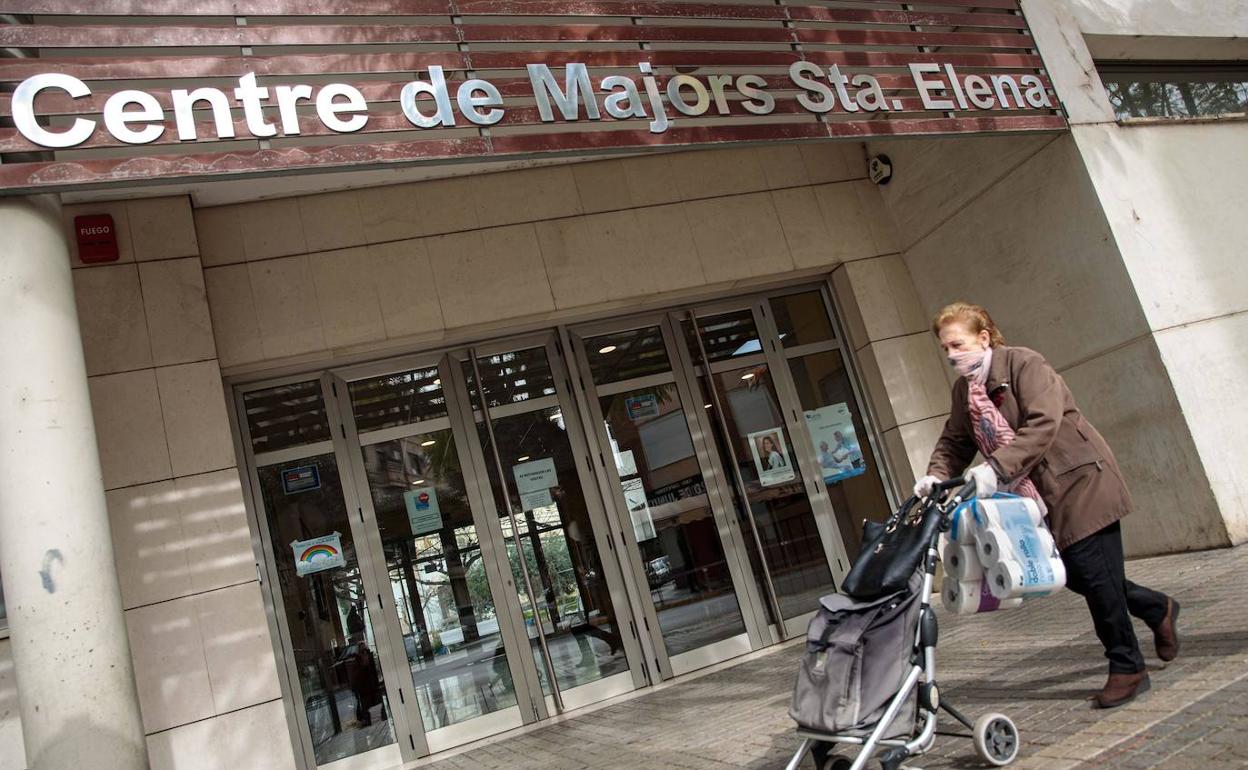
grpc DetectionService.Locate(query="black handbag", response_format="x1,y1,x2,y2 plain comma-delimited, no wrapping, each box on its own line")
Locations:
842,496,943,600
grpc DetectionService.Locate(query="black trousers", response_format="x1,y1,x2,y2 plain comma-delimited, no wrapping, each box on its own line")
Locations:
1062,521,1170,674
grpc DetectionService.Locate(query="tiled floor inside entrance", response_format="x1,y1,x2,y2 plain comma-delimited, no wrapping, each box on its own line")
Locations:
412,545,1248,769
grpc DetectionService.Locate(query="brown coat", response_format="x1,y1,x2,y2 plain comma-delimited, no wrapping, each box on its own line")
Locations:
927,346,1132,549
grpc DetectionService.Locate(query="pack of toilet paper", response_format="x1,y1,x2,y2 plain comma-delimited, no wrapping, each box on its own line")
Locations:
939,495,1066,615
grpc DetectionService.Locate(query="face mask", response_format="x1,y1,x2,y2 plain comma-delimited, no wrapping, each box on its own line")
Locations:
949,348,987,380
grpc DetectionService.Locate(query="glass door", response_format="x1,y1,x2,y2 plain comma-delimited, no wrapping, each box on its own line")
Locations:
458,336,641,711
569,319,767,678
238,376,409,770
333,359,537,755
676,304,833,639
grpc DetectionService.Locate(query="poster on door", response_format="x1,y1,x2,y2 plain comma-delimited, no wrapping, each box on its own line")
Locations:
804,403,867,485
291,532,346,577
748,428,796,487
404,487,443,535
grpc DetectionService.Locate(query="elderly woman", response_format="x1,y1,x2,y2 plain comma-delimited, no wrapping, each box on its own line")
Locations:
915,302,1178,709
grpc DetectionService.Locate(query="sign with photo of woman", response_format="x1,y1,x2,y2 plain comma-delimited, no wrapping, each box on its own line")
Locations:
748,429,796,487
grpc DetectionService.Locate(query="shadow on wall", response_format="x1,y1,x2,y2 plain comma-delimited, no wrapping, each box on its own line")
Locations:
106,471,293,768
864,132,1228,556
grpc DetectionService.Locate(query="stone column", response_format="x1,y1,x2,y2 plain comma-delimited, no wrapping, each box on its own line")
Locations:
0,196,148,769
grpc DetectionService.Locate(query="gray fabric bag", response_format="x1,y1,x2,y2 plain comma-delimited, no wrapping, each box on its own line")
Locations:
790,572,922,737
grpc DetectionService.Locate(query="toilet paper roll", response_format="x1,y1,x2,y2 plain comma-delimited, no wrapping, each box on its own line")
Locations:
988,555,1068,600
975,525,1012,569
945,543,984,582
947,503,977,545
941,576,1023,615
973,496,1044,533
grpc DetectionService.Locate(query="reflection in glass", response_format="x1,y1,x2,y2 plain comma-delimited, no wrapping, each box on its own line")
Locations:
686,310,762,361
599,383,746,656
788,350,892,557
770,291,836,348
362,431,519,732
477,398,629,693
244,380,331,454
698,366,835,621
257,455,395,765
465,347,557,409
584,326,671,384
350,367,447,433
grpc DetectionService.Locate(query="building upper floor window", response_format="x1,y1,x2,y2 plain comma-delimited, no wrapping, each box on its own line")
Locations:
1099,63,1248,121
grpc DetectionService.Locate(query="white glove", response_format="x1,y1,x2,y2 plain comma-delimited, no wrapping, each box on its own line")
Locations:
913,475,942,498
967,463,999,498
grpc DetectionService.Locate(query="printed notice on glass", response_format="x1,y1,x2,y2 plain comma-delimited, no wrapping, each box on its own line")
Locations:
404,487,443,535
520,488,554,511
513,457,557,495
291,532,346,577
805,403,867,485
625,393,661,420
748,428,796,487
622,478,656,542
282,464,320,495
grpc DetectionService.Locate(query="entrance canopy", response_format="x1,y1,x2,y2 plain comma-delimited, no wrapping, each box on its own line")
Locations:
0,0,1065,194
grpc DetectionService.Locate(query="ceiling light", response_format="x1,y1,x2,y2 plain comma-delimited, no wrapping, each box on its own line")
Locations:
432,379,441,386
410,479,424,486
704,404,713,409
741,372,756,381
598,345,617,354
517,455,530,462
421,439,436,447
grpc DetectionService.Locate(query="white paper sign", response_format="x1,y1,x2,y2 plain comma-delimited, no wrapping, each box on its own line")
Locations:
621,477,656,542
748,428,796,487
291,532,347,577
614,448,637,477
513,457,557,495
520,488,554,511
404,487,443,535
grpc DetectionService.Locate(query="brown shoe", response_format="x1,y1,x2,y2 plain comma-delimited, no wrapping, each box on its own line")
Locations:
1094,671,1150,709
1153,598,1181,662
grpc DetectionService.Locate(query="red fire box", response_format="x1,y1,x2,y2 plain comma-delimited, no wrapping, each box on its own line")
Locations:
75,214,119,263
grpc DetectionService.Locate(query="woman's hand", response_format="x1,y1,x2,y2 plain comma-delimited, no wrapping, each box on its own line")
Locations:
967,463,999,498
913,475,942,498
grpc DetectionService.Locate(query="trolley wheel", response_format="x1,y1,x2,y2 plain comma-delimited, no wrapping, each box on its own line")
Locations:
810,743,852,770
973,713,1020,766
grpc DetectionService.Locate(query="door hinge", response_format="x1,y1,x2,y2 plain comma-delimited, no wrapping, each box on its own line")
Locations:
359,507,364,524
643,616,651,632
340,424,347,439
598,452,606,468
629,620,638,639
399,688,406,704
409,735,416,751
331,381,338,397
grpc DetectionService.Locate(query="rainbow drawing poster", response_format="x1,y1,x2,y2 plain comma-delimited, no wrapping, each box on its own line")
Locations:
291,532,346,577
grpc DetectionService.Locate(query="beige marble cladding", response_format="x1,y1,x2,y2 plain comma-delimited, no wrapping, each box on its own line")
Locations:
199,143,893,370
50,194,284,770
867,129,1236,555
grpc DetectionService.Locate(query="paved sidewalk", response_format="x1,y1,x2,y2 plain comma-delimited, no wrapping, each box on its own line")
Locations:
416,546,1248,769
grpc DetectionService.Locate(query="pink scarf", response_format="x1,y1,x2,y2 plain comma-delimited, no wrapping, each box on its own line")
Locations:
964,349,1048,513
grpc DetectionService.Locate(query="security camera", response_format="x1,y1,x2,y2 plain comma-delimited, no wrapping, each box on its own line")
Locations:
868,154,893,185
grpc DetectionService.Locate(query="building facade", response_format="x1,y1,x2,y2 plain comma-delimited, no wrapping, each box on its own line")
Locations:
0,1,1244,769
